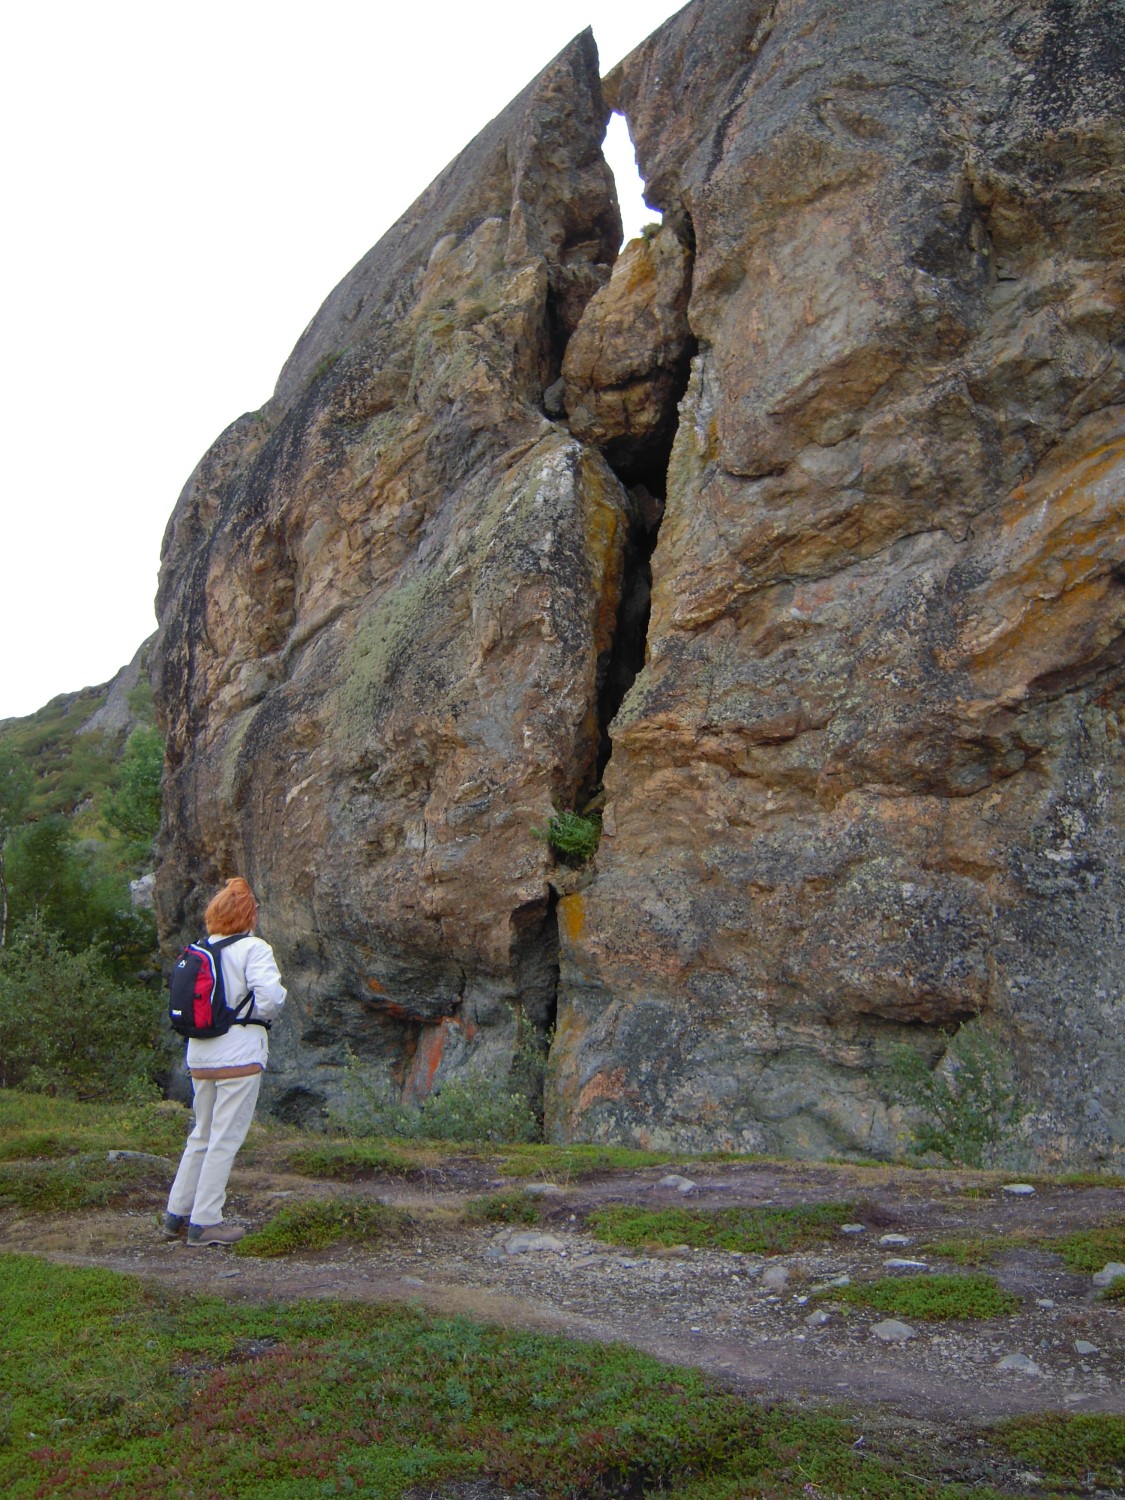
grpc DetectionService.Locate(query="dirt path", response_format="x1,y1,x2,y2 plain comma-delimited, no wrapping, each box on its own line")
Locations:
4,1154,1122,1429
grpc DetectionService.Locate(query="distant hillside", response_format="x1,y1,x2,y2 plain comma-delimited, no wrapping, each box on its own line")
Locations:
0,636,156,859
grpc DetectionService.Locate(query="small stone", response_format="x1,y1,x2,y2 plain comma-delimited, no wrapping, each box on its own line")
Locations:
839,1223,866,1235
401,1276,425,1287
998,1353,1043,1376
543,377,567,417
505,1232,567,1254
806,1309,831,1328
1002,1184,1036,1196
884,1259,929,1271
657,1174,697,1193
523,1182,564,1197
871,1319,916,1343
1036,1298,1055,1309
761,1264,790,1291
879,1233,913,1247
1092,1262,1125,1288
1074,1340,1099,1356
810,1274,851,1294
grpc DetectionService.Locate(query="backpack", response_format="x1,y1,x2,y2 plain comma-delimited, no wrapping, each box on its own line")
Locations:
168,932,271,1039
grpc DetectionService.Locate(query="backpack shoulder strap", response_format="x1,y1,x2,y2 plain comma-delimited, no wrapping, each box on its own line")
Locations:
209,932,249,950
208,933,272,1032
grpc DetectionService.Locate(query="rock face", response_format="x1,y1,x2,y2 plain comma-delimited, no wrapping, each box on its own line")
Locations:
153,1,1125,1164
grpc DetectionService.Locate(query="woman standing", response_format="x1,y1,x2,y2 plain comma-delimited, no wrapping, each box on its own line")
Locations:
163,877,286,1246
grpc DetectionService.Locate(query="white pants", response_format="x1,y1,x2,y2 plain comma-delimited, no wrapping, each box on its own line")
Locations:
167,1072,261,1225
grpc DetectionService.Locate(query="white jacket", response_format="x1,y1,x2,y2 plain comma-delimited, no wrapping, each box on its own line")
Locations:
184,933,287,1072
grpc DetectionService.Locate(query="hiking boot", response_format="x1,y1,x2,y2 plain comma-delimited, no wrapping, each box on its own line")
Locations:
161,1212,188,1240
186,1221,246,1246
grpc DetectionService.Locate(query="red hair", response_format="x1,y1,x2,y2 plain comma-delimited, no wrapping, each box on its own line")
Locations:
204,877,258,936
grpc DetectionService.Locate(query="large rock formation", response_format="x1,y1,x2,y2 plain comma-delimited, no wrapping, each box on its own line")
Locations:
153,0,1125,1165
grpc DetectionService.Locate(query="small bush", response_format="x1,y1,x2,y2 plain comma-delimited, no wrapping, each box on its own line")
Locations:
835,1272,1020,1321
464,1189,541,1226
887,1024,1021,1168
0,1153,169,1212
923,1234,1012,1266
532,810,600,864
0,917,162,1099
0,1091,190,1163
235,1197,407,1258
285,1139,421,1180
337,1050,539,1145
992,1413,1125,1486
497,1143,709,1177
588,1202,861,1255
1050,1219,1125,1274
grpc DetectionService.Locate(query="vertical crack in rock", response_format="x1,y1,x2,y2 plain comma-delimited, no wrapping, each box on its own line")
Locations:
561,191,697,783
509,893,561,1128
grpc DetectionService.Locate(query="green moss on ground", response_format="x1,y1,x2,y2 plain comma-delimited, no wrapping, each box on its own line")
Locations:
588,1201,862,1255
834,1273,1021,1321
0,1091,189,1162
992,1412,1125,1488
463,1189,541,1226
234,1198,408,1259
283,1138,424,1180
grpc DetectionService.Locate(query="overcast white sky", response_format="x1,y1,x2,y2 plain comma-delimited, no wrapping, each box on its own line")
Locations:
0,1,682,722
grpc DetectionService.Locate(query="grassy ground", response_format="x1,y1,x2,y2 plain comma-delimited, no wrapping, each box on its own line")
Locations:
2,1252,1122,1499
4,1093,1125,1496
587,1202,862,1255
831,1273,1021,1321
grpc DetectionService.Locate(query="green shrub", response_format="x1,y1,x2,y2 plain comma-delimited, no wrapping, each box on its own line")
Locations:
464,1189,541,1226
1050,1219,1125,1274
0,1091,190,1159
101,725,163,858
336,1049,539,1145
0,1153,169,1212
496,1142,709,1177
887,1024,1021,1167
235,1197,406,1258
0,917,162,1099
834,1273,1020,1321
588,1202,861,1255
992,1413,1125,1486
4,817,157,977
285,1139,421,1180
532,810,600,864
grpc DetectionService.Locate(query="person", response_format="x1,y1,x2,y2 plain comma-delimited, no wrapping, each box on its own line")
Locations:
162,876,287,1246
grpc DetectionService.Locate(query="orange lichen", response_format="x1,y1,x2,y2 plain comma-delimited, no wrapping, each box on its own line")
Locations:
577,1067,626,1113
559,894,586,942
